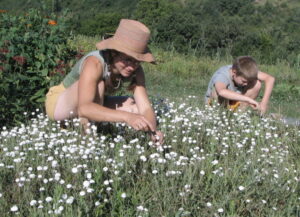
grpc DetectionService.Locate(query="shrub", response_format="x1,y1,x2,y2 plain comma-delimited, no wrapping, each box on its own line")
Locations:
77,12,123,36
133,0,201,52
0,8,78,128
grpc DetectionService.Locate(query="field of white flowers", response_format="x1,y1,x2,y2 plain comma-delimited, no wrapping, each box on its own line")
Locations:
0,96,299,216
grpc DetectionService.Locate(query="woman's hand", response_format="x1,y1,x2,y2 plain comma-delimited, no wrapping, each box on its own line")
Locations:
125,113,155,132
151,130,164,145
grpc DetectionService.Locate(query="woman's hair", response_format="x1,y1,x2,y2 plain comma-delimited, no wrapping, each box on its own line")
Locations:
103,49,137,94
232,56,258,80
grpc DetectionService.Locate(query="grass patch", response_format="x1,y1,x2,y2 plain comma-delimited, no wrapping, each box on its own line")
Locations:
68,35,300,117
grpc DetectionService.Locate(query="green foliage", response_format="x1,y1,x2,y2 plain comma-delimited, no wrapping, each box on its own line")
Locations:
0,9,78,128
77,12,123,36
133,0,202,52
208,0,254,15
133,0,174,30
272,84,300,103
3,0,300,64
60,0,139,36
155,11,201,52
140,0,300,65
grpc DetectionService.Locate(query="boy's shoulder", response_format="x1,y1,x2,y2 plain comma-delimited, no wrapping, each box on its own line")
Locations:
208,65,233,86
215,65,232,73
213,65,232,79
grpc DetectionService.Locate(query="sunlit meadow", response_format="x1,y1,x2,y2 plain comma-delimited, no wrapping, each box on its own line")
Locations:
2,9,300,216
0,96,299,216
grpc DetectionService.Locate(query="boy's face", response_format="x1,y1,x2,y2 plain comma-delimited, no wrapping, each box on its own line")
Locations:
232,70,252,88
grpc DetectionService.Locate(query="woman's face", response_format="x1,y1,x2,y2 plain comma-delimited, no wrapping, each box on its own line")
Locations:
112,53,140,77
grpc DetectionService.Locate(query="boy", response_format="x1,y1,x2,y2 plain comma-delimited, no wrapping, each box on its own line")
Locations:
205,56,275,114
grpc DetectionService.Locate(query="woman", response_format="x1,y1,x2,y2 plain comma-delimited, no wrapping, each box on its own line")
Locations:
45,19,163,143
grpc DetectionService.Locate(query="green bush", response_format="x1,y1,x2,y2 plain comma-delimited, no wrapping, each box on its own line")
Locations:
133,0,202,52
77,12,123,36
0,9,78,128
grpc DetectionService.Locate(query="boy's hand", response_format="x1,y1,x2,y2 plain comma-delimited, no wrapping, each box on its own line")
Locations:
259,102,268,115
247,98,259,109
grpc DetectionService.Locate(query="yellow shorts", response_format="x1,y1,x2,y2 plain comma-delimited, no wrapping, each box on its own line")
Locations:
207,98,240,111
228,100,241,111
45,83,65,120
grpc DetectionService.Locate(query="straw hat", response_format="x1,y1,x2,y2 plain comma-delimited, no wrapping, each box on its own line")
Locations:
96,19,155,63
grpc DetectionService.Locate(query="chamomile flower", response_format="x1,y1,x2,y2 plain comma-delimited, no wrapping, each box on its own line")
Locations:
10,205,18,212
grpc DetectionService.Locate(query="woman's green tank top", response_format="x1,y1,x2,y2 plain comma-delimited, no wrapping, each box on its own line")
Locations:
62,50,110,88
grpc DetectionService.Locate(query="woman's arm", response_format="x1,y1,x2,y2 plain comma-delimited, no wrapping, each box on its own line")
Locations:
78,57,155,131
133,68,164,143
133,68,156,127
77,56,129,122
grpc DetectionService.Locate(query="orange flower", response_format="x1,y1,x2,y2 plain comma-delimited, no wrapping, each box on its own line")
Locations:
0,9,7,13
48,20,57,26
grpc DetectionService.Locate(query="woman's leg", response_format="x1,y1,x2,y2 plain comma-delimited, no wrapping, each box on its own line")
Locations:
54,81,79,120
54,79,138,121
104,96,139,113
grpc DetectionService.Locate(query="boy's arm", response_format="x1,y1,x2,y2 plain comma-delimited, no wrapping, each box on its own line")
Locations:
215,82,259,107
257,71,275,114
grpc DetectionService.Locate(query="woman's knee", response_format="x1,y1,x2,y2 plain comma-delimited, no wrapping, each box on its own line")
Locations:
130,104,138,114
124,97,135,105
117,97,138,113
53,82,79,120
95,81,105,105
54,107,78,121
126,104,138,114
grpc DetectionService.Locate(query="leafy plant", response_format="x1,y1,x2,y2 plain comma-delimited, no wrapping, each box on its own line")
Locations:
0,9,79,128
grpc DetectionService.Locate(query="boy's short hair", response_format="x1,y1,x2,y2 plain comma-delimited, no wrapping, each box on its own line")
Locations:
232,56,258,80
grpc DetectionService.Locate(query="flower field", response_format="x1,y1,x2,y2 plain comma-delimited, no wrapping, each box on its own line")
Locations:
0,96,299,216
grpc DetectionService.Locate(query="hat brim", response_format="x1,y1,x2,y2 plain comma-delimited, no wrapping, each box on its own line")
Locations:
96,38,156,64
